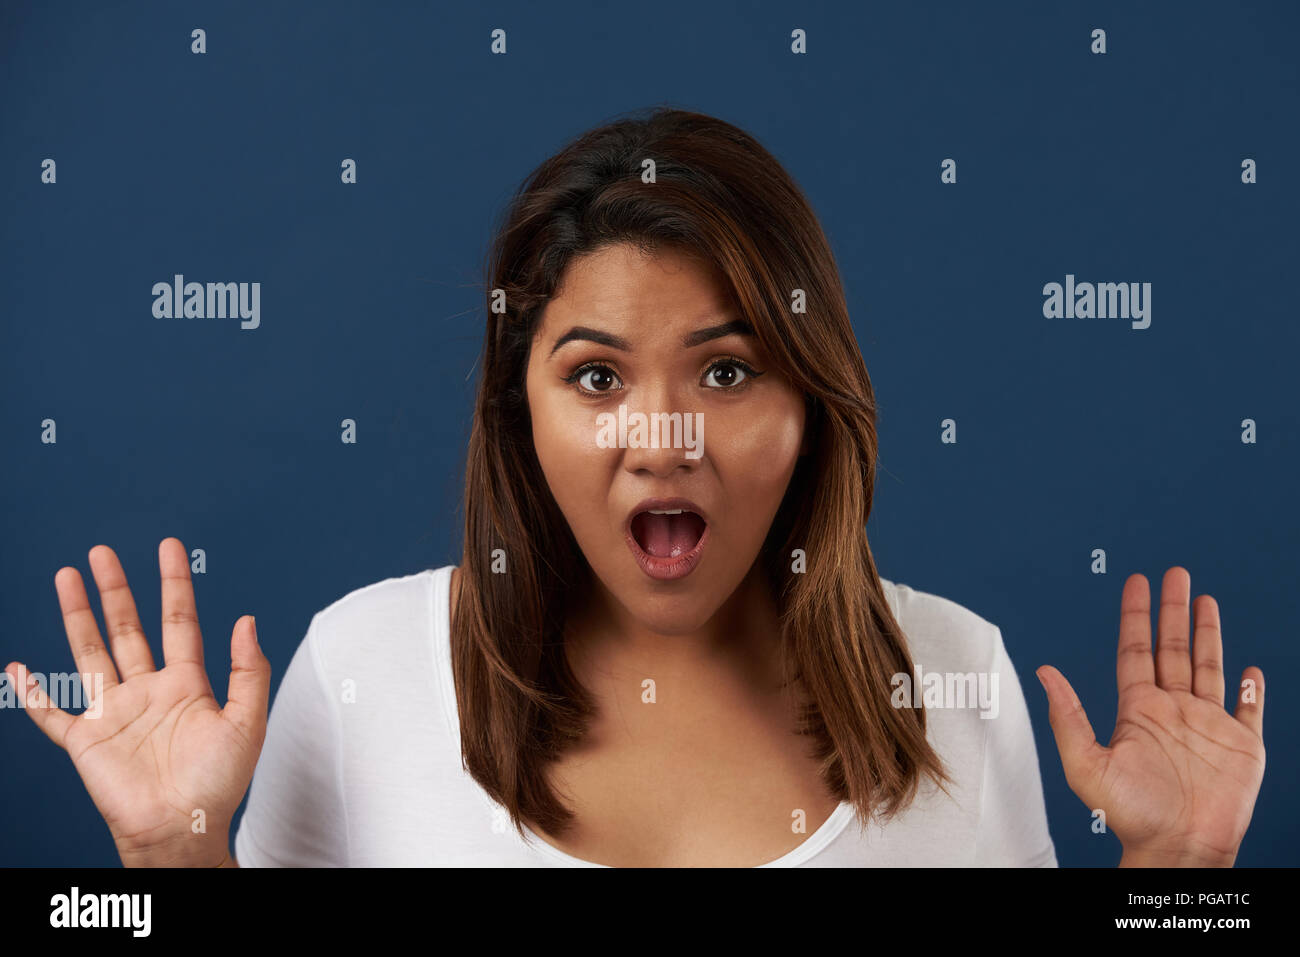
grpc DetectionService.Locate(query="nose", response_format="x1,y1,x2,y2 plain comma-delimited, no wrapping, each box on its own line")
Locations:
622,429,695,478
618,384,704,479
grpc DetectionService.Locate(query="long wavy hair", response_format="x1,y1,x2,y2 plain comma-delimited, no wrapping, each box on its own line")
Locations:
453,105,952,840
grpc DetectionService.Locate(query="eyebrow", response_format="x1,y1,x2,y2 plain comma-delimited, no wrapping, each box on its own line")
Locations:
548,319,754,357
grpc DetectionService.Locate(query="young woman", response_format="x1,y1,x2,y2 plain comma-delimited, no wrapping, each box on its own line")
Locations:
7,108,1266,867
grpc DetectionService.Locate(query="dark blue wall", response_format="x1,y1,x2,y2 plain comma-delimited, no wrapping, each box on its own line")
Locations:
2,0,1295,866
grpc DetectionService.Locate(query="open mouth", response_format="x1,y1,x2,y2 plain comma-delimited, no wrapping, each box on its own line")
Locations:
630,509,707,558
624,501,710,581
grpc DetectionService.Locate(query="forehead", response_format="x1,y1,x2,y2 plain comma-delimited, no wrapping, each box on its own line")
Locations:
540,243,733,332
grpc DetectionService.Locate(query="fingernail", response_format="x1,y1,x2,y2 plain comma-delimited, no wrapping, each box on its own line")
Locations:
250,616,258,644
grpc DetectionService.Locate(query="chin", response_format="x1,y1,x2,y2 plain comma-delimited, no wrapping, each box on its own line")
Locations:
600,566,736,636
627,594,719,636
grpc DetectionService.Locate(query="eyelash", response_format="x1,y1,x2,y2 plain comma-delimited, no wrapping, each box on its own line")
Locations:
562,356,764,397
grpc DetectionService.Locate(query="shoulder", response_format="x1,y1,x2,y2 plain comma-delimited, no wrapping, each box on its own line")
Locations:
310,567,442,634
879,577,1002,673
878,578,1056,865
305,566,456,677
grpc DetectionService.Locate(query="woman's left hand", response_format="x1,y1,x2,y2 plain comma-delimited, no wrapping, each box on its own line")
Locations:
1036,567,1265,866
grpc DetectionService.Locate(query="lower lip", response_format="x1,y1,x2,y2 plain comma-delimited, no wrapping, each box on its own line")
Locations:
625,520,710,582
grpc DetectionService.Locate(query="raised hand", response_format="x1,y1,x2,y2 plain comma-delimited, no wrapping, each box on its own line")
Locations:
4,538,270,867
1037,567,1266,866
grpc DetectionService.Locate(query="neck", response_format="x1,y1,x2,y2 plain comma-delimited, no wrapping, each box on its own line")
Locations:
564,561,788,695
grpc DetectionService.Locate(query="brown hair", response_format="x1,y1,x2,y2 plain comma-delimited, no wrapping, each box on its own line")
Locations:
454,104,952,840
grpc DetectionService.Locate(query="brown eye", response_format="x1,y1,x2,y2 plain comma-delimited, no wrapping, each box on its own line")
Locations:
582,367,616,391
567,363,623,393
702,359,759,389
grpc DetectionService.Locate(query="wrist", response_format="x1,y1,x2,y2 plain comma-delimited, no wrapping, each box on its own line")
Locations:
116,829,232,868
1119,840,1237,868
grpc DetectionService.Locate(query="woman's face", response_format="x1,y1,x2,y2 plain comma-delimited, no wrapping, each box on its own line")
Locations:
524,242,807,635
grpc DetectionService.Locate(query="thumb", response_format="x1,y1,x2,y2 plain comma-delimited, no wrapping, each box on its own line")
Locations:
222,616,271,746
1036,665,1105,797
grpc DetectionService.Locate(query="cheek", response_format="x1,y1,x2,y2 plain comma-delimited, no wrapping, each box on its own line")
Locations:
528,385,614,514
708,395,804,499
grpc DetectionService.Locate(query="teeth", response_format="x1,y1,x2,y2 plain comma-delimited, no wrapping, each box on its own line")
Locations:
647,508,684,515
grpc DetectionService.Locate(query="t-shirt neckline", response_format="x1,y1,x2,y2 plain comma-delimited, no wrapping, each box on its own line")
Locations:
519,800,856,868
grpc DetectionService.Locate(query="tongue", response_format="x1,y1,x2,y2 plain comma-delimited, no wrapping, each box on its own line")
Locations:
639,512,701,558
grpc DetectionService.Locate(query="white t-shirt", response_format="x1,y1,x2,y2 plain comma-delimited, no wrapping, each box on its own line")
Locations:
233,566,1058,867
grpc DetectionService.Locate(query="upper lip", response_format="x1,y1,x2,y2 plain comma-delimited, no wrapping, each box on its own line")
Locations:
624,497,710,535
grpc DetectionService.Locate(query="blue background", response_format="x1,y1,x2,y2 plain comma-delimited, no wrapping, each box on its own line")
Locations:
2,0,1296,866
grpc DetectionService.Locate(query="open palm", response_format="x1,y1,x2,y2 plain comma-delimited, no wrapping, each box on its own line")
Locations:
5,538,269,867
1037,567,1266,866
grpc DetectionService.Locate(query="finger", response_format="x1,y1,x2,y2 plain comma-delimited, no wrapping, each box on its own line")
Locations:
1116,573,1155,695
53,566,120,695
1036,665,1106,792
3,662,76,750
88,545,157,680
1155,566,1193,693
1191,594,1225,706
222,616,271,744
1233,666,1264,738
159,537,206,669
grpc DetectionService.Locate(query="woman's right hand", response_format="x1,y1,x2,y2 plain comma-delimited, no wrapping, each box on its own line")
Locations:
4,537,270,867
